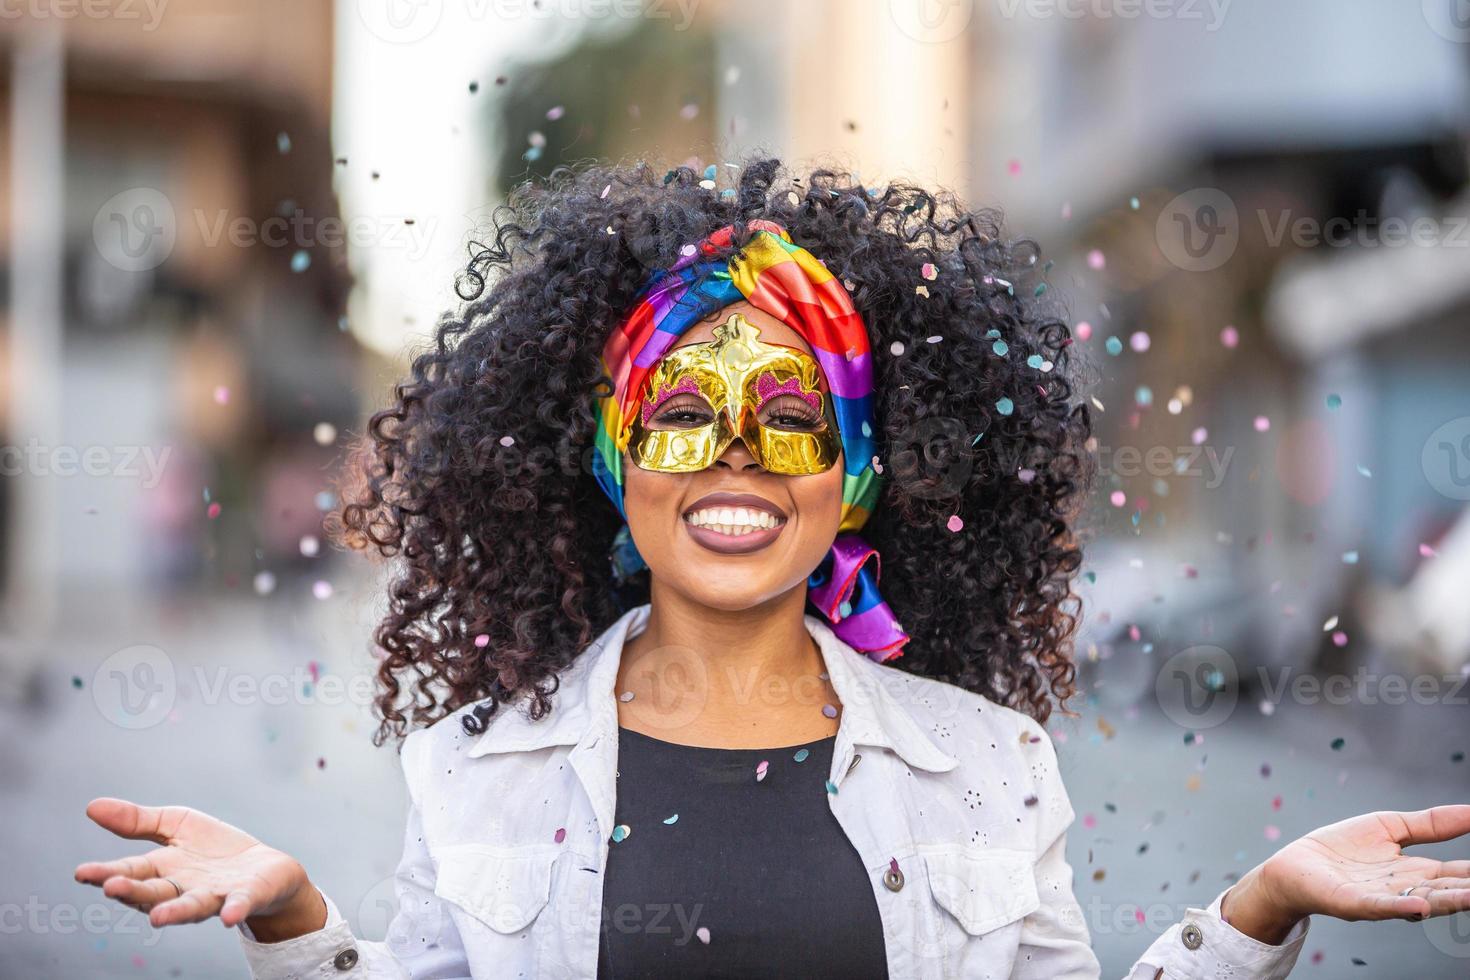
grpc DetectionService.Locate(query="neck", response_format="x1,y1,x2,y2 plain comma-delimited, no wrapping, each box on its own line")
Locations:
615,577,839,747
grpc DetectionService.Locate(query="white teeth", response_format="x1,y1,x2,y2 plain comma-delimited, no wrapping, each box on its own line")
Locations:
683,505,784,535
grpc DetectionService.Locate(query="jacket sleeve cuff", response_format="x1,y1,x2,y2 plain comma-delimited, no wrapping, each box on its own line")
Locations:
237,888,363,978
1135,888,1309,979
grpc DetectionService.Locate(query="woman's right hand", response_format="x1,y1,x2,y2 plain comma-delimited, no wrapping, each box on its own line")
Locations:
74,797,327,942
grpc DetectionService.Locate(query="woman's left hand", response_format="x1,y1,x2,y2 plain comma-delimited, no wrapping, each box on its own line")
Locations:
1223,804,1470,945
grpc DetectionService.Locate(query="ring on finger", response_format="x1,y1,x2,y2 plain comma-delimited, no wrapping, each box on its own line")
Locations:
164,877,184,899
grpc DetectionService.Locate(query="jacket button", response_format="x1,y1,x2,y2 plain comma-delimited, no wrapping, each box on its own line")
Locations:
882,867,904,892
333,947,360,970
1180,923,1203,950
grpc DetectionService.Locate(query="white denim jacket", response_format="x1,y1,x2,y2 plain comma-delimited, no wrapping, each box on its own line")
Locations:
239,603,1309,979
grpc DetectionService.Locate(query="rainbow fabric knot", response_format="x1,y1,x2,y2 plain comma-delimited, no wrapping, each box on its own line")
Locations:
592,219,909,662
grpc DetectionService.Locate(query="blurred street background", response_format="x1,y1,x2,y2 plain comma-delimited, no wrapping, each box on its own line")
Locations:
2,1,1469,976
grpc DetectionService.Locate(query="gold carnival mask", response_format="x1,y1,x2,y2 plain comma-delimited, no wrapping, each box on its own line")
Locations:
626,313,842,475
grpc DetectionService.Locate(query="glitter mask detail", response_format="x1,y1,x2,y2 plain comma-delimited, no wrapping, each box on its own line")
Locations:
625,313,842,475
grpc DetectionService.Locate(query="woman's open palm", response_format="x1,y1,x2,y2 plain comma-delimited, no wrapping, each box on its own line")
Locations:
1258,805,1470,924
73,798,316,932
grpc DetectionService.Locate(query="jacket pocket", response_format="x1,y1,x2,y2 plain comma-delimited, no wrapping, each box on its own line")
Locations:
432,844,557,934
920,846,1040,935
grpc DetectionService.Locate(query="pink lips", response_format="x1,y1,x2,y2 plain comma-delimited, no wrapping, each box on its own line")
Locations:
682,491,789,555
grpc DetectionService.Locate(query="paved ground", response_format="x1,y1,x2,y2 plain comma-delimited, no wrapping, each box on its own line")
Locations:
3,585,1468,978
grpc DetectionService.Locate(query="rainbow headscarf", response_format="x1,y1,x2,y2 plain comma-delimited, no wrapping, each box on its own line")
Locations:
593,220,908,661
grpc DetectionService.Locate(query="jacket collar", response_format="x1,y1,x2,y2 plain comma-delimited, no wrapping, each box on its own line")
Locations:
466,603,958,774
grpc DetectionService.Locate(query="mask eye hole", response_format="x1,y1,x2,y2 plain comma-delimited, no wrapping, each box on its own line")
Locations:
759,393,825,432
646,393,715,429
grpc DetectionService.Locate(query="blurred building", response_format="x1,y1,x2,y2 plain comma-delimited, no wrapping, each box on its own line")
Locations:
0,2,359,682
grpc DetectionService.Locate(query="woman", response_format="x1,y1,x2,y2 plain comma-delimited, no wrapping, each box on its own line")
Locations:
75,159,1469,978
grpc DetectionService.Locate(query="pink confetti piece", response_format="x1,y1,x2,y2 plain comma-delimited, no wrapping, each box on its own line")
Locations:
1264,824,1281,841
1253,415,1270,432
1129,331,1150,352
554,827,566,843
1109,491,1126,508
946,514,964,532
921,262,937,280
1075,321,1092,341
696,926,711,944
1419,543,1437,558
1083,813,1097,829
213,386,229,405
618,691,635,702
1331,630,1348,647
474,634,490,648
207,502,222,519
312,580,333,600
1007,159,1022,175
1271,795,1282,811
499,435,515,447
1191,427,1207,445
1220,325,1239,348
1087,249,1105,270
755,760,768,781
546,105,565,120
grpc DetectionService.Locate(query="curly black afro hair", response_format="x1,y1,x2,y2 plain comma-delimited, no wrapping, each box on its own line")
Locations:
338,155,1093,744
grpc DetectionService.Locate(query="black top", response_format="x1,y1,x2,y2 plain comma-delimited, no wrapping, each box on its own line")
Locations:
596,726,889,979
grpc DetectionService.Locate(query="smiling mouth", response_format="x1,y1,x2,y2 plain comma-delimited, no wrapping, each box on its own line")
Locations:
681,494,788,555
